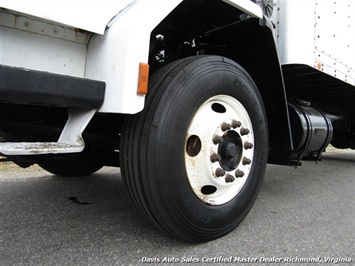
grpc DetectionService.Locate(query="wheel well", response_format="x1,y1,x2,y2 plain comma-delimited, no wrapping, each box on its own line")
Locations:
148,0,293,160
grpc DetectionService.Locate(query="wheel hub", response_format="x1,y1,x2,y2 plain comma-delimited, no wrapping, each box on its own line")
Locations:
184,95,255,205
218,130,243,171
220,140,237,159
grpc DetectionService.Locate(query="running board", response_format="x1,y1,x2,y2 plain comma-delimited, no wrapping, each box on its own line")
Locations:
0,108,96,155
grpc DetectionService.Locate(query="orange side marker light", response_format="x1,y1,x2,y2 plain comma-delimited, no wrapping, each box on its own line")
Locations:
137,62,150,95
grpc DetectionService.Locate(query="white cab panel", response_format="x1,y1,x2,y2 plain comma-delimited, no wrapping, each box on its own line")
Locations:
0,0,135,34
85,0,182,114
0,9,87,76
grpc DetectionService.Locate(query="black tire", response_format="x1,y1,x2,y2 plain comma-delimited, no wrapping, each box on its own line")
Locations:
37,149,104,177
120,55,268,242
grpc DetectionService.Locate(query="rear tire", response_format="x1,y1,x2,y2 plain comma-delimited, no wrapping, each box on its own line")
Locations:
120,56,268,242
37,148,104,177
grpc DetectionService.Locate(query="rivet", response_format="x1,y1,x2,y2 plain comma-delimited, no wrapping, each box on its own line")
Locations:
76,32,83,40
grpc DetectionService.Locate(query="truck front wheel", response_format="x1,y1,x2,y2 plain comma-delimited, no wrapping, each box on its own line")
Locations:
120,56,268,242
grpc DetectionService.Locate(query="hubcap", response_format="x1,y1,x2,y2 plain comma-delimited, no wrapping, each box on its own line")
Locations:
185,95,254,205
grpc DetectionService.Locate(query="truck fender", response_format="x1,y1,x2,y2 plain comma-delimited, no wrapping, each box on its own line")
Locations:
84,0,182,114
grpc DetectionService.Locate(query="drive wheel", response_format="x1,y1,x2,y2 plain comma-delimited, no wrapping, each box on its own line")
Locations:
120,56,268,242
37,148,104,177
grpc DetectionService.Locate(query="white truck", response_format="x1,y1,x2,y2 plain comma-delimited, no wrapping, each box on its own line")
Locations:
0,0,354,242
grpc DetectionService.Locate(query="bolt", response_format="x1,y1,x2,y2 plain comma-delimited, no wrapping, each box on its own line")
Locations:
235,169,245,178
231,119,242,128
24,21,30,28
225,174,235,183
212,134,223,145
242,157,252,165
210,153,221,163
215,168,226,177
240,127,250,136
221,122,232,131
244,141,254,150
53,28,58,35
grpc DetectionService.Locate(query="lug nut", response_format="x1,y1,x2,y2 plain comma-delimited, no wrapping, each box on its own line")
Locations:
235,169,245,178
225,174,235,183
221,122,232,132
210,153,221,163
244,141,254,150
242,157,252,165
240,127,250,136
231,119,242,128
215,168,226,177
212,134,223,144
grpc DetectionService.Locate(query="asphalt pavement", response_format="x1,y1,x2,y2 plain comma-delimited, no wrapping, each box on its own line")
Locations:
0,149,354,265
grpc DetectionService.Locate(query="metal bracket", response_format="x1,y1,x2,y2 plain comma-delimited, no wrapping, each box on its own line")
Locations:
0,107,96,155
